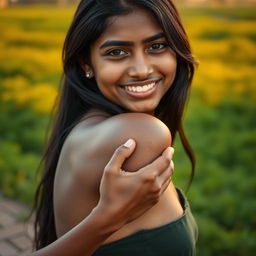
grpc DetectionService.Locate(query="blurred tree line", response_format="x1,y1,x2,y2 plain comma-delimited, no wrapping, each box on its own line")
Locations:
1,0,255,8
0,0,79,7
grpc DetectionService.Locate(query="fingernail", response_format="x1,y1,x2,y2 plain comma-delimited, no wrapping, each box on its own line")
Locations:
166,147,174,161
123,139,134,148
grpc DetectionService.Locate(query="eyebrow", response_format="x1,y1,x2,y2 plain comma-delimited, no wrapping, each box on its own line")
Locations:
99,32,165,49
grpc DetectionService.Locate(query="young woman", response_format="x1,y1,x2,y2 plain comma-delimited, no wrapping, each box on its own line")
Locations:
34,0,198,255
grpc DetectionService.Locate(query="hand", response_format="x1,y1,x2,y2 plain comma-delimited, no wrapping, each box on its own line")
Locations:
96,139,174,228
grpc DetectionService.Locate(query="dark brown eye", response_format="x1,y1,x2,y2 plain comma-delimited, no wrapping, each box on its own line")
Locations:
107,49,127,56
148,42,168,51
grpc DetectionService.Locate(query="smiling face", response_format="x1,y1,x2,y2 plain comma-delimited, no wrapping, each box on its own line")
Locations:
83,8,177,114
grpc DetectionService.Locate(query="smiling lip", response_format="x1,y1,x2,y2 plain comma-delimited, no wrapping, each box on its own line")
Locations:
120,79,160,98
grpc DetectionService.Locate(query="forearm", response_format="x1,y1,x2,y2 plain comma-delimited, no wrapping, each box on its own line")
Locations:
32,206,121,256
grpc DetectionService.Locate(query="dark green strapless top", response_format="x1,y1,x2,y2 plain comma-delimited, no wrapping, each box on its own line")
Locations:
93,188,198,256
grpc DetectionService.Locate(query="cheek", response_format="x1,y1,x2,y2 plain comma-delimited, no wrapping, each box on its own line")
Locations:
94,62,124,90
160,55,177,81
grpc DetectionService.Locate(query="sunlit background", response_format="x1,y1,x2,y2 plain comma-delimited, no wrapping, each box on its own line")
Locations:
0,0,255,255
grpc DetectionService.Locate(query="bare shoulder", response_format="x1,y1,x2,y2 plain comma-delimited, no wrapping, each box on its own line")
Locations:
54,113,171,236
70,113,171,174
57,112,172,194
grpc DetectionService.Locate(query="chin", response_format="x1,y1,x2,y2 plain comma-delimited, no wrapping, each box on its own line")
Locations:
128,105,156,114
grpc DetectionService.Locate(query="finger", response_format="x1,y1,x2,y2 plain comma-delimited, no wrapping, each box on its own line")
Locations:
138,150,172,179
162,147,174,161
171,160,174,172
104,139,136,174
159,164,173,185
160,176,171,195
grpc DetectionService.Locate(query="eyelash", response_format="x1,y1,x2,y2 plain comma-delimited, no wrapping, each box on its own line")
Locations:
148,42,168,51
104,42,169,57
106,48,127,57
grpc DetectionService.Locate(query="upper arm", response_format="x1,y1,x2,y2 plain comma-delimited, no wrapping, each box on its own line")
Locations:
54,113,171,236
73,113,171,174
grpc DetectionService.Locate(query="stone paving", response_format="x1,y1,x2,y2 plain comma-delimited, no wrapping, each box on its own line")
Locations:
0,195,33,256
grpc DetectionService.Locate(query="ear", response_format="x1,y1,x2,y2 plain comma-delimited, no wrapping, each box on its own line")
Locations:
80,61,94,79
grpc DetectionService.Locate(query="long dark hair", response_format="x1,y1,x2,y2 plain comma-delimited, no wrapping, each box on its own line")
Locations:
34,0,197,250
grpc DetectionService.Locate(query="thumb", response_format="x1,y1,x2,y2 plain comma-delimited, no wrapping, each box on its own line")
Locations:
162,147,174,161
104,139,136,174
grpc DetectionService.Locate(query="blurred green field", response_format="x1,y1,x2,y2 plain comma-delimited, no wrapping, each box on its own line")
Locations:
0,5,255,256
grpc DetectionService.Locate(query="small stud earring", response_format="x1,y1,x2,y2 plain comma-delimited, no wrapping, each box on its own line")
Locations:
86,72,90,78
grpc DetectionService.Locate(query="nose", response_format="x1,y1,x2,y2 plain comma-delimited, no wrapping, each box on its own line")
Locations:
128,52,153,80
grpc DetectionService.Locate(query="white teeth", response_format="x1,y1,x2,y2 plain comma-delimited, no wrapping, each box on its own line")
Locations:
124,82,155,92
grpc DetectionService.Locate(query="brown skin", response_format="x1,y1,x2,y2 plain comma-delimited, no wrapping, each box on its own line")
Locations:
54,8,182,250
32,137,174,256
54,112,183,245
83,8,177,114
32,8,181,256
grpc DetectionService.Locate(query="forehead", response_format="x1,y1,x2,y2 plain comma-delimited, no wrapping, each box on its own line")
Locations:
95,8,163,45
